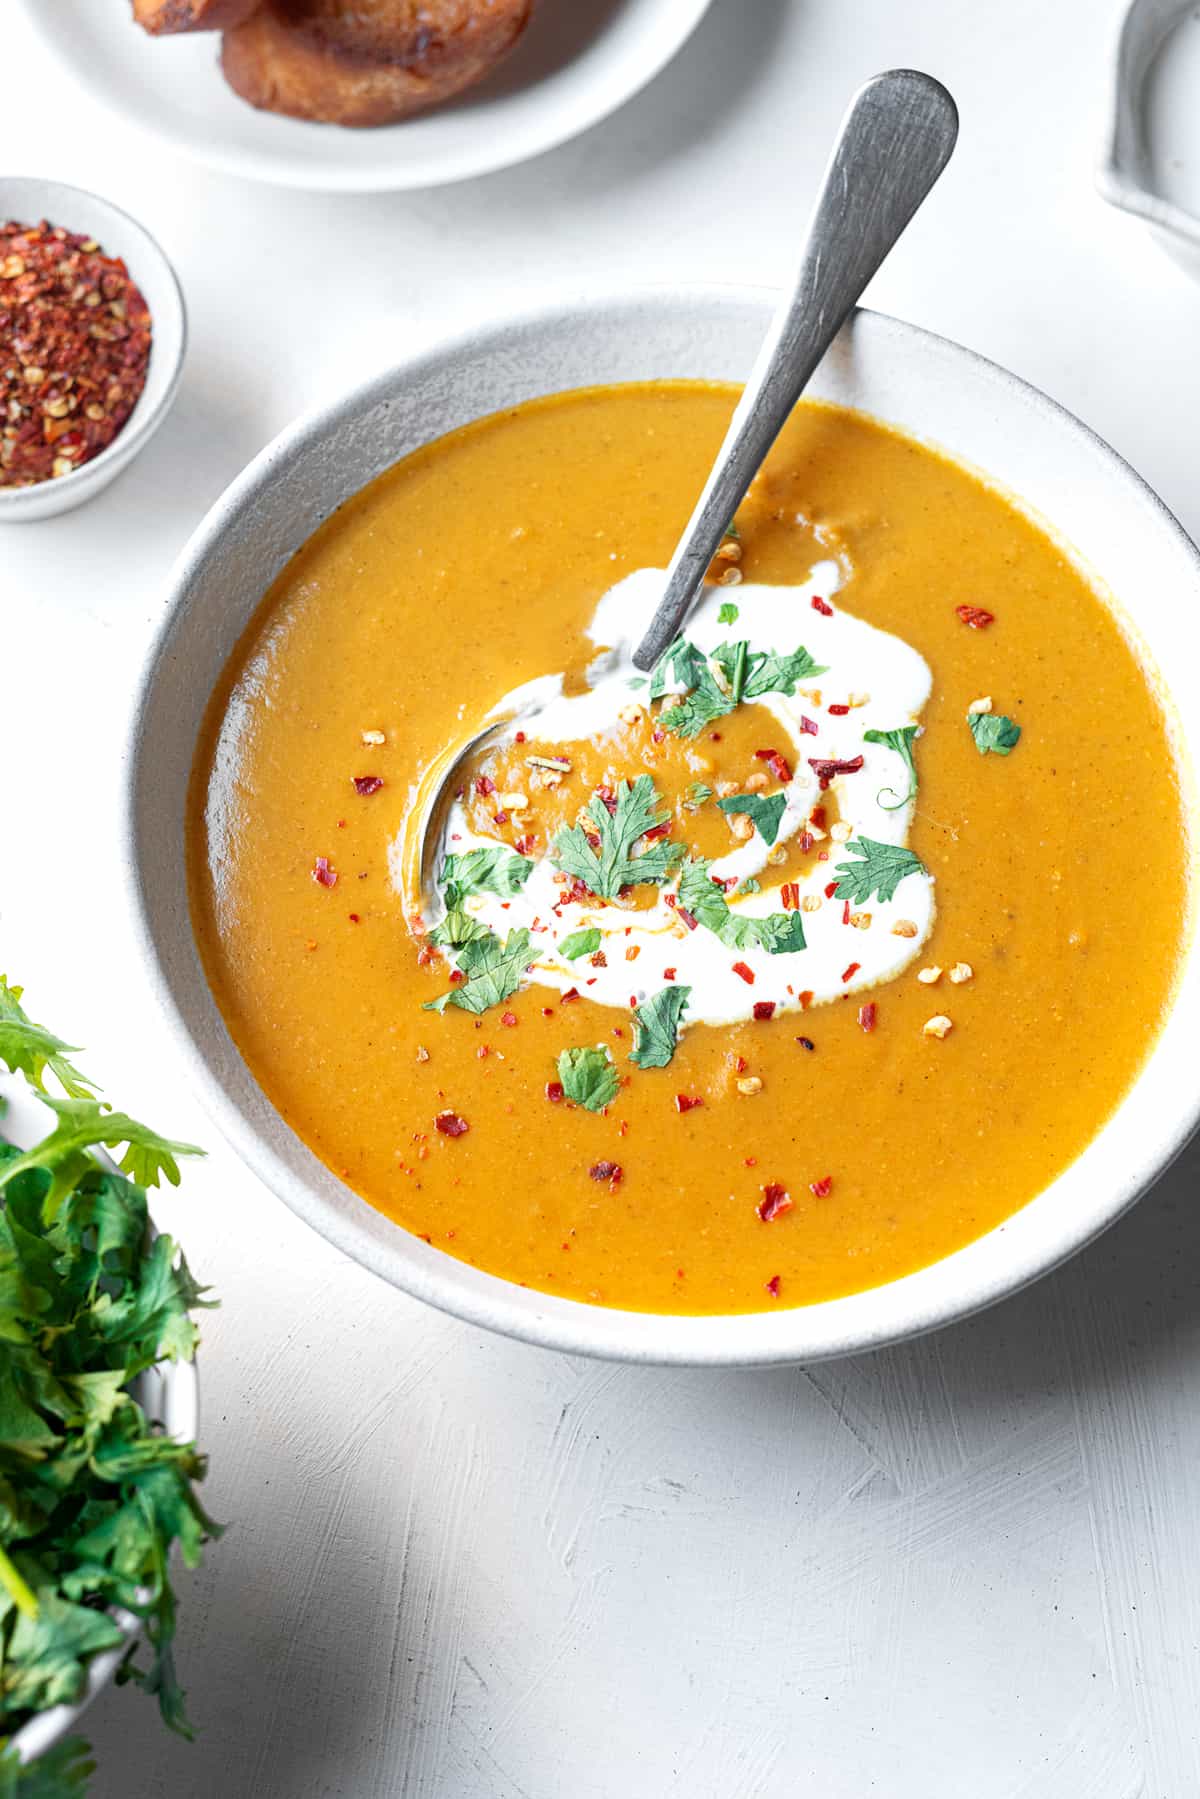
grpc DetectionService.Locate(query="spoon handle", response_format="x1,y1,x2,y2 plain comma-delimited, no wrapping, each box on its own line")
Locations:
631,69,959,672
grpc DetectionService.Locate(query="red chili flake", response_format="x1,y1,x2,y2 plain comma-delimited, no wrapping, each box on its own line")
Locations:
734,1055,749,1074
744,1154,757,1166
337,819,347,828
642,823,671,842
956,604,995,629
590,950,608,968
765,1274,782,1298
348,912,360,924
435,1110,468,1138
448,969,465,986
808,755,864,791
800,715,819,736
629,995,638,1008
709,732,722,743
545,1080,564,1103
477,1044,490,1059
809,1175,833,1198
842,900,851,925
781,883,801,911
757,1184,792,1222
663,966,677,981
817,850,829,863
842,962,860,983
858,1002,876,1032
799,990,814,1009
675,1093,703,1113
514,730,527,743
493,811,510,827
677,906,699,932
561,987,580,1003
827,703,850,716
811,596,834,616
755,748,792,783
798,831,814,853
596,785,618,814
824,880,839,898
652,728,665,743
0,219,153,490
732,961,755,985
514,835,536,856
753,1001,776,1021
474,775,495,796
312,856,337,888
589,1161,623,1184
797,1036,815,1051
416,941,438,967
541,1006,554,1018
352,775,383,796
501,1011,519,1027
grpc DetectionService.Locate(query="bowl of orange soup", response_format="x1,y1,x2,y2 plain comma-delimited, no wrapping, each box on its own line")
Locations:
125,289,1199,1364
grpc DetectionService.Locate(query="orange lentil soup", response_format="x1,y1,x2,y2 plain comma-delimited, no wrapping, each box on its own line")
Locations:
189,384,1189,1314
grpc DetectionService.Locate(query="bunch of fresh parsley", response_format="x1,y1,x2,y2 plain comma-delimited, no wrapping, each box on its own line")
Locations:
0,980,217,1797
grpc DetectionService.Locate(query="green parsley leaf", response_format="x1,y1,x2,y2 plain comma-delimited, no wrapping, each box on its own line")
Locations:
0,979,95,1100
629,986,692,1069
715,791,788,846
716,601,740,626
740,644,827,700
429,908,492,951
655,638,828,740
557,1046,620,1113
0,1098,200,1224
684,782,713,812
863,725,920,810
439,847,533,908
0,1734,95,1795
736,877,762,896
968,711,1022,756
559,928,601,961
551,777,683,899
833,837,926,905
424,927,532,1016
676,859,807,955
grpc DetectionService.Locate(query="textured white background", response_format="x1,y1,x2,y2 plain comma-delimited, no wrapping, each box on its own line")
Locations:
5,0,1200,1793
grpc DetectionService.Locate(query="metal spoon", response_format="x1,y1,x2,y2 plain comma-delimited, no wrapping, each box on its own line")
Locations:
405,69,958,922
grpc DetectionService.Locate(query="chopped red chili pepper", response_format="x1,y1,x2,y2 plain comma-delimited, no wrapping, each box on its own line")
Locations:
435,1110,468,1138
545,1081,564,1103
754,748,793,784
753,1001,776,1021
824,880,839,898
675,1093,703,1113
590,950,607,968
800,716,819,736
809,1175,833,1198
501,1011,519,1027
514,835,536,856
734,1055,748,1074
798,990,814,1008
561,987,580,1003
797,1036,815,1051
811,596,834,616
642,822,671,842
663,966,677,981
348,912,360,924
352,775,383,796
448,969,465,986
842,900,851,925
732,961,755,985
828,703,850,716
841,962,860,983
765,1274,782,1297
589,1160,623,1184
858,1002,876,1032
808,755,865,791
956,604,995,629
709,732,722,742
0,219,153,489
744,1154,757,1166
781,883,801,911
757,1184,792,1222
596,784,618,814
312,856,337,888
514,730,526,743
677,907,699,932
810,807,826,828
493,811,510,827
474,775,495,796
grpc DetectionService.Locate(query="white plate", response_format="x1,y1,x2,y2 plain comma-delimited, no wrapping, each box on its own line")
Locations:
20,0,715,193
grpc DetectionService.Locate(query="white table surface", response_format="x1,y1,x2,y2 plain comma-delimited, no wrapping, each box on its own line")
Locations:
5,1,1200,1793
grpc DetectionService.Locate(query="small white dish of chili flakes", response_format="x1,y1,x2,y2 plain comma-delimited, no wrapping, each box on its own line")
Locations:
0,178,186,523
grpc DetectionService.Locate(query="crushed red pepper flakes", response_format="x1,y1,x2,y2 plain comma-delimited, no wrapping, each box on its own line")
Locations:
541,1006,554,1018
312,856,337,888
514,730,526,743
734,1056,748,1074
493,811,509,827
732,961,755,985
799,990,814,1008
808,755,865,791
435,1110,468,1138
0,219,153,489
474,774,495,796
809,1175,833,1198
352,775,383,796
842,900,851,925
824,880,839,898
956,603,995,629
754,748,792,783
828,703,850,716
800,715,819,736
448,970,465,987
757,1184,792,1222
348,912,360,924
545,1080,564,1102
663,966,677,981
514,835,536,855
797,1035,815,1051
765,1274,782,1297
811,596,834,616
811,807,826,828
842,962,860,983
858,1002,876,1032
675,1093,703,1113
501,1011,519,1027
753,1001,776,1021
561,987,580,1003
798,831,814,853
589,1160,623,1184
781,883,801,911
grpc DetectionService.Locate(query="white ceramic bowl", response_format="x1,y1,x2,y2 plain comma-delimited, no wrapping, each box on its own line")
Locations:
0,178,186,523
0,1078,199,1764
125,288,1200,1367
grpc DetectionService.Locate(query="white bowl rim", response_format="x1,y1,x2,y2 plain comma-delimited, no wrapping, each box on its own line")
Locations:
124,282,1200,1367
0,175,187,512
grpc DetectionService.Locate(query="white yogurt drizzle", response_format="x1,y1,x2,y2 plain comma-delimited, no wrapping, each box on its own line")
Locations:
407,564,936,1026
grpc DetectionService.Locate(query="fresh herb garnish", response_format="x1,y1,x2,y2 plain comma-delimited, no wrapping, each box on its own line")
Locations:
439,847,533,907
429,908,492,951
833,837,926,905
863,725,920,810
650,638,827,740
424,927,533,1015
716,601,740,626
715,791,788,846
677,859,807,955
737,877,762,897
551,777,683,899
629,986,692,1069
968,711,1021,756
559,928,601,961
0,983,217,1767
684,782,713,812
557,1046,620,1112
